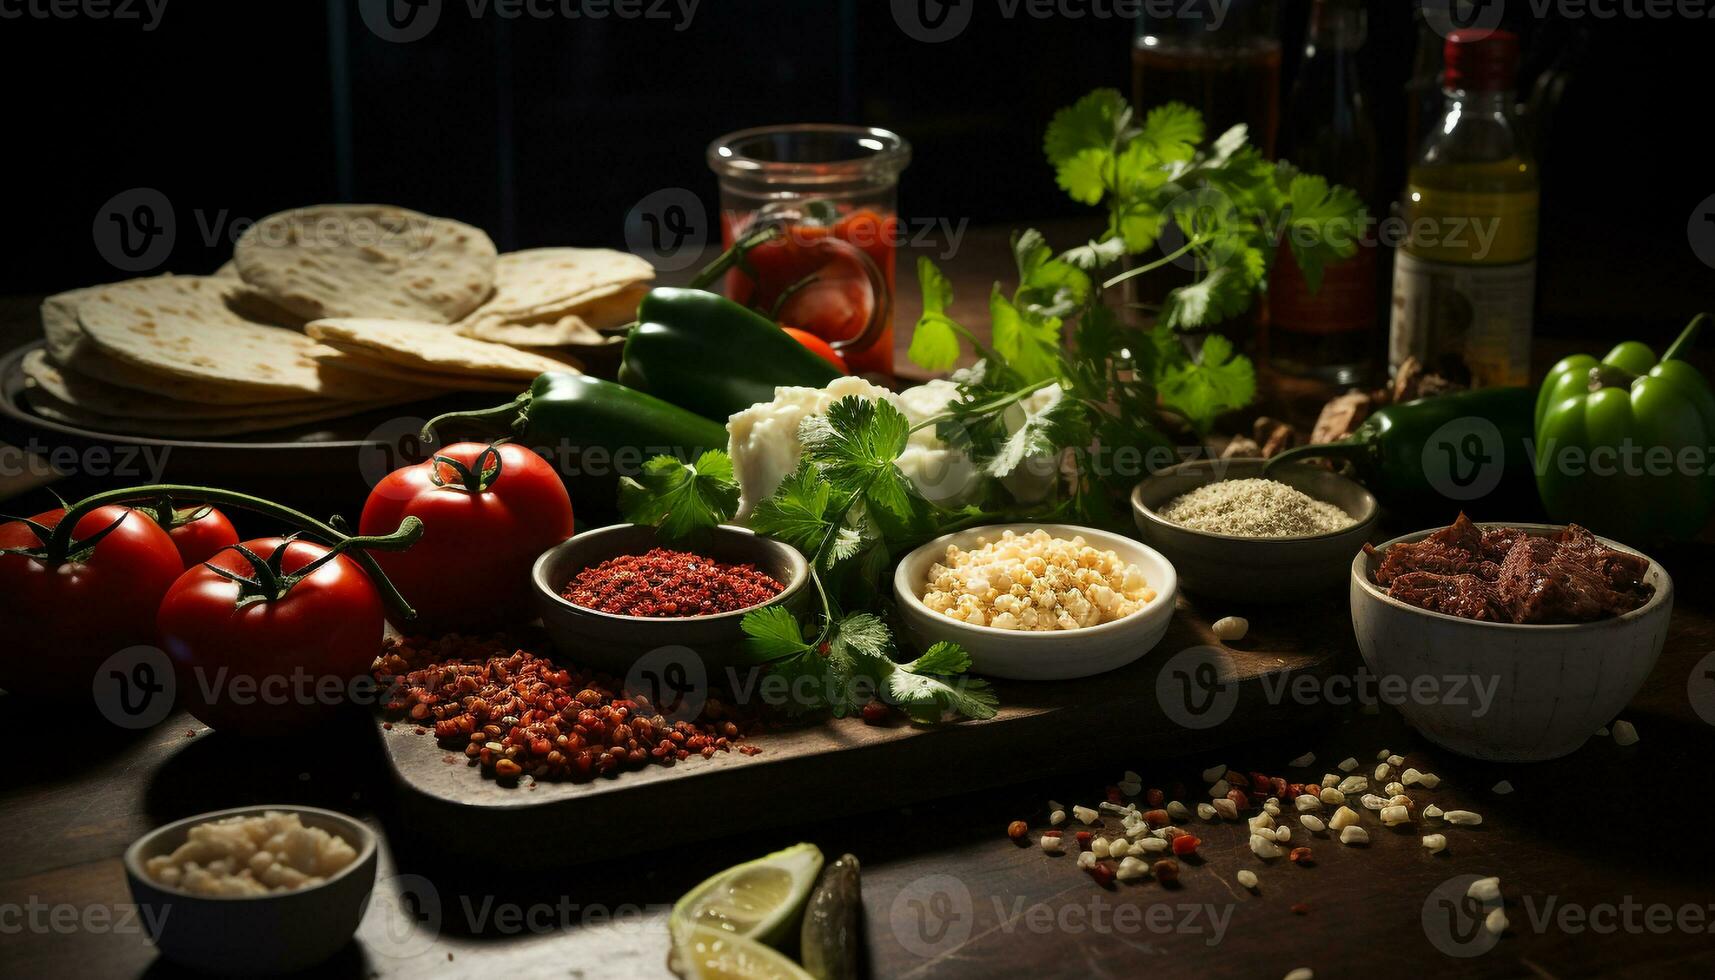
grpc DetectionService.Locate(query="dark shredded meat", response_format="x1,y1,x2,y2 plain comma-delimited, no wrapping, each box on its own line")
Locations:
1367,514,1654,624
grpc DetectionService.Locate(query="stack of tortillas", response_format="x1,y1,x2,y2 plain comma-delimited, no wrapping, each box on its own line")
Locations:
23,204,656,439
455,247,653,348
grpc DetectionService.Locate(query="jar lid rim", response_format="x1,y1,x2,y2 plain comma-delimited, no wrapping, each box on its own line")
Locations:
708,125,911,180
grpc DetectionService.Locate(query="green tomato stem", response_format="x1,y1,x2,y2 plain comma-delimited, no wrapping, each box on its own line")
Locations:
47,484,424,621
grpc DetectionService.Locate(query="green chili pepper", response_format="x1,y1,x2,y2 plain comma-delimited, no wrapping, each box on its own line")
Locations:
1265,386,1540,519
619,287,842,421
423,372,728,510
1533,314,1715,542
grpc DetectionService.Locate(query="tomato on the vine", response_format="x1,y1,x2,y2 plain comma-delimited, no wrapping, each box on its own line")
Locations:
0,506,183,698
359,442,575,633
164,507,240,568
157,537,384,735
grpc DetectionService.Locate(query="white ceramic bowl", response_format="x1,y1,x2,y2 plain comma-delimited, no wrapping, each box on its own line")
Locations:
1351,523,1673,762
123,805,379,976
893,523,1178,681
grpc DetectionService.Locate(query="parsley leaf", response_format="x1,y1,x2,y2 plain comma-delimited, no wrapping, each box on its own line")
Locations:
1043,88,1132,167
739,605,812,663
908,257,962,372
984,385,1082,479
887,642,999,723
1281,172,1367,293
799,396,916,520
1134,102,1203,165
748,461,836,556
617,451,738,540
1155,333,1257,435
989,287,1062,386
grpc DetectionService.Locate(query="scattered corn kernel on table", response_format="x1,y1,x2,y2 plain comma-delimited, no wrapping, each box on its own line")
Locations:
5,228,1715,979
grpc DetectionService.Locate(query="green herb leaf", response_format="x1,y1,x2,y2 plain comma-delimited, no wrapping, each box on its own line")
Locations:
989,287,1062,386
1281,172,1367,294
799,396,916,520
1055,148,1113,206
617,450,738,541
749,461,837,555
829,612,891,661
1155,333,1257,435
1134,102,1203,165
1061,237,1127,271
1014,229,1091,318
740,605,813,663
908,257,963,371
984,385,1081,479
1043,88,1132,167
888,642,998,722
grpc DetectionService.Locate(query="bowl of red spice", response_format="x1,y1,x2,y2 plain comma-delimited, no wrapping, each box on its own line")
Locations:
531,523,810,673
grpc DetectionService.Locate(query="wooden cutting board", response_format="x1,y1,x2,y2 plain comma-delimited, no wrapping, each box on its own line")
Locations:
375,592,1352,867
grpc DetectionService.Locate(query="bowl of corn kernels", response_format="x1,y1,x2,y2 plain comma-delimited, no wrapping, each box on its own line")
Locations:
893,524,1177,680
123,805,377,975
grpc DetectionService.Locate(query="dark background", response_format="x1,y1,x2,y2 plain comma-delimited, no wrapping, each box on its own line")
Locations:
2,0,1710,341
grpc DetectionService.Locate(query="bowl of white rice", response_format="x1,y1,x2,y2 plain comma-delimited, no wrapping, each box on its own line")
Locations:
1131,458,1378,602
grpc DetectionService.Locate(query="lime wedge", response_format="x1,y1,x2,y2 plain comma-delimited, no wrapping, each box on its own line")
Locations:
670,843,824,950
675,925,815,980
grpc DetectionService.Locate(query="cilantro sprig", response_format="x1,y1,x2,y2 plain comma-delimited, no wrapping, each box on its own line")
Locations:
622,397,998,724
908,89,1366,519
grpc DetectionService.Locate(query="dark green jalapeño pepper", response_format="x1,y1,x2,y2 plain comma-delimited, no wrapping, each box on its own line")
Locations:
619,287,842,421
1267,386,1540,519
423,372,728,510
1534,314,1715,542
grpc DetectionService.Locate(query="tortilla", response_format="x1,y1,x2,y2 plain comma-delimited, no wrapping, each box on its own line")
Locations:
21,350,337,420
461,248,652,322
233,204,497,323
311,351,528,393
305,318,572,380
456,281,645,347
74,276,413,401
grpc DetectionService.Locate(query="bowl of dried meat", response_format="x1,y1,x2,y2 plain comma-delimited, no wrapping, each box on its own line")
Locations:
1351,514,1672,762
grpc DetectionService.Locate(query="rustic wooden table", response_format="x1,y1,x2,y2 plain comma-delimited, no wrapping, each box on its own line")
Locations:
4,229,1715,979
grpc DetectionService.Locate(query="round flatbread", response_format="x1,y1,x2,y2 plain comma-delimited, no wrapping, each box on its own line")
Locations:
462,248,652,321
312,352,529,393
234,204,497,323
21,350,336,420
74,275,415,400
305,318,573,380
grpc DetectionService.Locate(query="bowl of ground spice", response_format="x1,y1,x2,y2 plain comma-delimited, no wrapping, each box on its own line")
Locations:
1132,459,1378,602
532,524,809,673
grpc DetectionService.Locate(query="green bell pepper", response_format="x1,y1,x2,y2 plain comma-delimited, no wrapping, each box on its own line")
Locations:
1534,314,1715,542
619,287,842,421
423,372,729,511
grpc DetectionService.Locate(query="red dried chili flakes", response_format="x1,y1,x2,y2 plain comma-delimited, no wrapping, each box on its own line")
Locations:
375,634,759,783
560,548,782,617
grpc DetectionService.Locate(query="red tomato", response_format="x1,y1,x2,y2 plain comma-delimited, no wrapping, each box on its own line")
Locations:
781,327,848,373
359,443,575,633
157,537,384,735
166,507,240,568
0,506,183,698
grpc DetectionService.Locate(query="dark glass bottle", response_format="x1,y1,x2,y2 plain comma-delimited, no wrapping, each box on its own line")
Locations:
1266,0,1379,387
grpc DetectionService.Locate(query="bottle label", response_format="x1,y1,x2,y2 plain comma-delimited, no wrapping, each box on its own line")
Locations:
1401,186,1539,266
1270,243,1377,336
1389,251,1534,387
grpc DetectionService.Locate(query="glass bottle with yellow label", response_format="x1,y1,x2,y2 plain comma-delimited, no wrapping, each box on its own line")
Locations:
1390,29,1538,388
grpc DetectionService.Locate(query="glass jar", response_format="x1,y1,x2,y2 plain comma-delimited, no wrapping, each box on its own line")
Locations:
707,125,911,376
